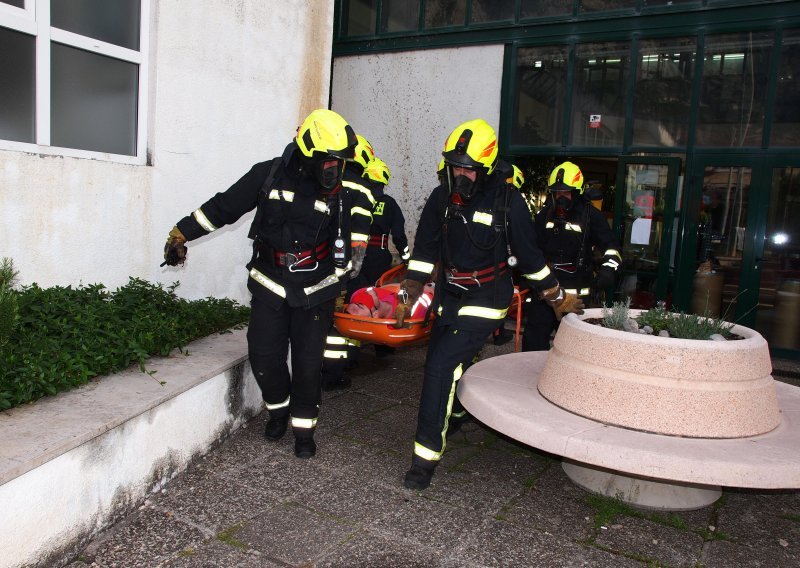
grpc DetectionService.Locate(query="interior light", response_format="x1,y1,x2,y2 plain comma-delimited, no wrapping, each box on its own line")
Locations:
535,60,542,68
771,232,789,246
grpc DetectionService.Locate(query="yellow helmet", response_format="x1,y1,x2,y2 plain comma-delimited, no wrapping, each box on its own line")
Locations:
548,161,584,193
363,157,391,185
508,165,524,190
442,119,498,175
295,109,357,160
352,134,375,170
437,158,445,174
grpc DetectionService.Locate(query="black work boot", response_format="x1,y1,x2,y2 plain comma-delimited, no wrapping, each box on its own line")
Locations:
293,427,316,459
404,460,436,490
447,413,472,438
264,415,289,441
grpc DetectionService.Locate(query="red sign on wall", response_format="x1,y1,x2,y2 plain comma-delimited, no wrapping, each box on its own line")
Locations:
589,114,601,129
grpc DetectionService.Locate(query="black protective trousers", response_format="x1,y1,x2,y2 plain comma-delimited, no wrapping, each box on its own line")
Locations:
412,323,489,467
521,297,557,352
247,295,334,420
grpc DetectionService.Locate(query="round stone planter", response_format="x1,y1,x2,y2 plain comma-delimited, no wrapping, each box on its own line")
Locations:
537,308,781,439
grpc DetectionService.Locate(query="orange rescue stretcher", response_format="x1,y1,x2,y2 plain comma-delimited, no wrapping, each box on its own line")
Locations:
333,264,528,350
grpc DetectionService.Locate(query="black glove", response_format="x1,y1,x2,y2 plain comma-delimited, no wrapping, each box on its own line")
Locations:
595,268,616,290
162,226,187,267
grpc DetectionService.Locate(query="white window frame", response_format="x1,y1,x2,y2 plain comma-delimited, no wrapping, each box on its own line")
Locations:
0,0,149,165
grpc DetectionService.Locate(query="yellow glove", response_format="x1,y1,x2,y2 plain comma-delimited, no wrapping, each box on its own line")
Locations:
541,285,585,321
394,279,424,328
162,226,187,266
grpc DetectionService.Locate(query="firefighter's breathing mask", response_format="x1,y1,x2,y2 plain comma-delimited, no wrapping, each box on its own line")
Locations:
447,164,483,205
309,154,345,194
553,189,573,219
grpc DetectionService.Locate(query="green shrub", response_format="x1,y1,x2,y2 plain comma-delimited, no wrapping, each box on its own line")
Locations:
0,257,19,346
665,311,733,340
0,278,250,410
635,306,671,334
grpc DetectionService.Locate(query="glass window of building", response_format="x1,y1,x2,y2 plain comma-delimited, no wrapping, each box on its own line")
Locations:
572,41,630,146
471,0,515,23
380,0,419,33
512,46,569,146
770,28,800,147
580,0,637,12
425,0,465,28
520,0,572,19
343,0,377,36
0,0,146,159
51,0,140,50
0,0,25,7
632,37,696,147
696,31,773,147
643,0,698,6
0,27,35,143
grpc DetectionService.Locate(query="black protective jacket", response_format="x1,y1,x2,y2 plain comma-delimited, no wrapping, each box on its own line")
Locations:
364,180,409,259
176,143,372,309
406,170,558,332
534,197,621,292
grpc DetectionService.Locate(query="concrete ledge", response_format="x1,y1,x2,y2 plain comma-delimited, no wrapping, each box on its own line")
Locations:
0,328,261,568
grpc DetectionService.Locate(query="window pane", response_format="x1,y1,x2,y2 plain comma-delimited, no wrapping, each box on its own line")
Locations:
380,0,419,33
632,37,696,147
51,0,140,51
580,0,637,12
343,0,376,36
572,42,630,146
520,0,572,18
1,1,26,8
696,32,772,147
51,43,138,155
425,0,465,28
644,0,698,6
770,29,800,147
512,46,568,146
0,27,35,143
471,0,514,23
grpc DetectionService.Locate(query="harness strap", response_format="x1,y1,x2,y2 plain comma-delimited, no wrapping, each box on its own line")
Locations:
367,234,390,248
274,241,330,267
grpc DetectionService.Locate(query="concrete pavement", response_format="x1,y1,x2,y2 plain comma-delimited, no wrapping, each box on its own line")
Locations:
68,341,800,567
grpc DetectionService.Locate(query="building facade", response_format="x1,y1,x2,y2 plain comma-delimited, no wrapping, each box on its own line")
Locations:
331,0,800,357
1,0,334,305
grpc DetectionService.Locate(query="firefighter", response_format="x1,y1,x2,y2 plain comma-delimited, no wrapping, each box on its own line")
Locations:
162,108,371,459
395,119,585,490
522,161,622,352
320,135,378,390
492,163,526,346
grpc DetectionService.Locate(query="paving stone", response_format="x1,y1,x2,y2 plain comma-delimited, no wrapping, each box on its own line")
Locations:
81,507,208,567
702,537,799,568
234,502,356,566
314,529,447,567
161,538,282,567
453,517,642,568
592,515,705,567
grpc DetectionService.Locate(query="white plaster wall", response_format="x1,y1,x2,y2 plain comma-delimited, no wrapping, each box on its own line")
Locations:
331,45,505,243
0,0,334,303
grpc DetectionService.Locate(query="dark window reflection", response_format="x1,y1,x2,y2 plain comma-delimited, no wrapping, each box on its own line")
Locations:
380,0,419,33
512,46,568,146
425,0,465,28
471,0,515,23
51,0,140,51
633,37,695,147
0,0,26,8
520,0,572,18
51,43,138,155
771,29,800,147
696,32,772,147
572,42,630,146
0,27,35,143
580,0,637,12
644,0,697,6
343,0,377,36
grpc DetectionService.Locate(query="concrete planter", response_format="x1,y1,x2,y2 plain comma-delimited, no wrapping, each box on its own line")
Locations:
537,308,781,439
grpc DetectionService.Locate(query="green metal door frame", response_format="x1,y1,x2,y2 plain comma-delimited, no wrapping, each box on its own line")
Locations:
613,156,681,304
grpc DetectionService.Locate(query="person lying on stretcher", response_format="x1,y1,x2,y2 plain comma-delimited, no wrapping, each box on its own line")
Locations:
346,284,435,321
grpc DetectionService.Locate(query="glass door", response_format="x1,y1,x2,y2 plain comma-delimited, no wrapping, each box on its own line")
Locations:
682,156,800,357
612,157,681,308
